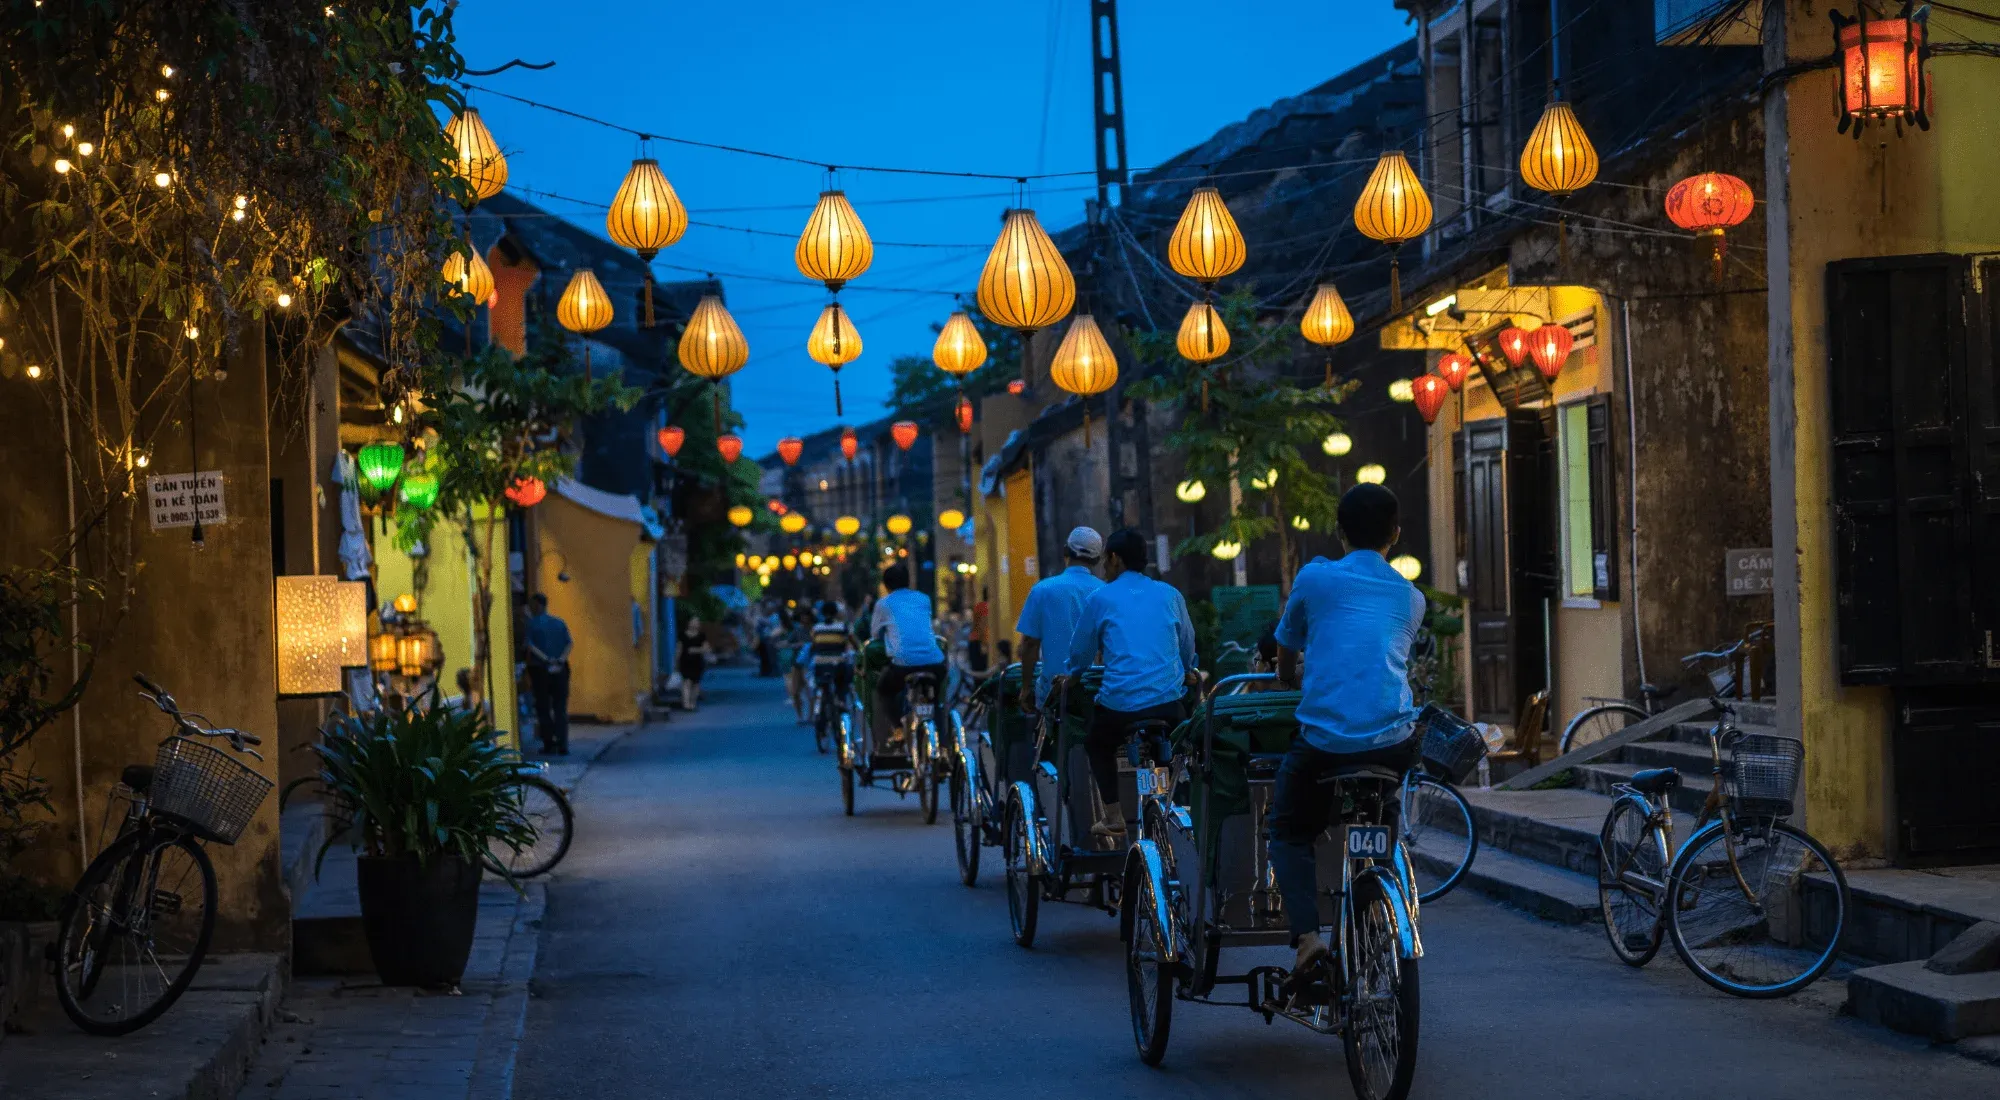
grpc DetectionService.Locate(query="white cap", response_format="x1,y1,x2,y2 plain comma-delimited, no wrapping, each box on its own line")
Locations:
1064,526,1104,561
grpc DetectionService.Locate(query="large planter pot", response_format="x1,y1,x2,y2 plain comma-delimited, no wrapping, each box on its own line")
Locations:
355,853,483,987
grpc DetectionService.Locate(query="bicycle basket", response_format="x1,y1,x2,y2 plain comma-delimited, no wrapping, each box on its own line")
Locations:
1420,706,1486,785
1728,733,1802,820
150,736,273,845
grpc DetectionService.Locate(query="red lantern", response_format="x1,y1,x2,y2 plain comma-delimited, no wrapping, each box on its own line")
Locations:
1529,324,1574,381
839,427,858,462
1833,7,1930,134
891,420,919,451
717,433,743,463
1411,374,1449,425
1497,327,1531,368
1664,172,1755,279
768,499,788,515
1436,352,1471,392
1006,378,1026,396
955,395,974,434
777,437,803,466
503,476,546,508
657,425,685,458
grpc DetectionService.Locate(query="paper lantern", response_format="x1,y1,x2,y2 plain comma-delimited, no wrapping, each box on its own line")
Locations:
1497,326,1532,368
783,554,799,570
396,629,437,679
444,108,506,207
335,581,369,669
1175,300,1230,364
657,425,685,458
1520,101,1599,198
777,437,804,466
1388,379,1416,403
504,476,547,508
1166,186,1246,286
443,247,493,307
1664,172,1755,279
368,629,400,673
891,421,919,451
976,208,1075,335
398,471,440,511
795,191,873,291
1835,8,1930,133
1390,555,1422,581
275,575,342,696
1175,479,1207,503
1356,464,1387,485
357,441,404,495
938,508,966,530
1249,469,1278,491
768,499,787,515
932,311,988,376
835,515,861,537
607,158,688,328
1210,540,1242,561
1436,352,1472,392
1354,151,1432,310
678,294,750,379
557,268,614,377
1529,323,1575,381
1301,283,1355,348
1321,432,1352,457
808,302,863,415
955,396,974,434
717,433,744,464
1050,314,1119,399
728,505,754,527
886,514,913,536
1412,374,1449,425
392,593,419,615
1006,379,1027,396
781,513,808,534
1291,516,1311,532
839,427,858,462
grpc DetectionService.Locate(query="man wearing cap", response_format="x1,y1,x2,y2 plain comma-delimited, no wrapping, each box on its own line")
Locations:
1014,527,1105,715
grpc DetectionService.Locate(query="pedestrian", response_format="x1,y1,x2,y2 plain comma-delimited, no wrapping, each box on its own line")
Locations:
757,611,779,678
523,593,572,756
1266,483,1426,977
782,612,811,723
679,614,710,711
1015,526,1105,715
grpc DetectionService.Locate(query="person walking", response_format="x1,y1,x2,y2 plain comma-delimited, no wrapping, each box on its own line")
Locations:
1266,483,1426,976
523,593,573,756
1015,527,1105,714
679,614,711,712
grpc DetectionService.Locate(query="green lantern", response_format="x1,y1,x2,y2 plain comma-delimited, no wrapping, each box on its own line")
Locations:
398,471,440,511
357,441,404,495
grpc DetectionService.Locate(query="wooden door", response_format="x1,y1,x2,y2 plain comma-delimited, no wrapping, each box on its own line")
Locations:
1465,420,1513,722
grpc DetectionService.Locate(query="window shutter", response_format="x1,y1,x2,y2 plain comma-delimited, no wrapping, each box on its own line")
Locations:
1586,395,1619,601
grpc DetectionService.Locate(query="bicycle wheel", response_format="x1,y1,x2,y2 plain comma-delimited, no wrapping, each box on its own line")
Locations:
1125,863,1173,1066
951,770,980,886
1560,702,1651,756
1342,874,1420,1100
484,775,573,879
917,724,941,825
56,828,216,1035
1597,797,1668,967
1004,793,1039,948
1666,819,1848,998
1401,776,1477,902
813,696,831,754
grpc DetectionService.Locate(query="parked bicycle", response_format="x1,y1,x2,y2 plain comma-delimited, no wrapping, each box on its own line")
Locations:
1400,706,1484,903
482,759,573,880
1596,697,1850,997
1561,635,1770,755
54,675,273,1035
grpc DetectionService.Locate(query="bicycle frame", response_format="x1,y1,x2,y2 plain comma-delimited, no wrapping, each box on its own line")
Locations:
1603,705,1764,925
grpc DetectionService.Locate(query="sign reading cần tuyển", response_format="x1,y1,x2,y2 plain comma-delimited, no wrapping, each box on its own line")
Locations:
147,470,227,530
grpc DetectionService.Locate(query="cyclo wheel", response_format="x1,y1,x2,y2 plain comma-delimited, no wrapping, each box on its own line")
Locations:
1665,818,1848,998
1401,775,1477,902
1598,796,1668,967
1004,792,1039,948
56,827,217,1036
484,775,573,880
1342,874,1420,1100
918,723,941,825
1124,862,1174,1066
1560,702,1651,755
951,770,980,886
813,689,831,754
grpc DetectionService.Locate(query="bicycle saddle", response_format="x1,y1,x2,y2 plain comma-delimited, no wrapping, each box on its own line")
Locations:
1123,718,1173,736
1628,767,1680,795
122,764,155,794
1247,754,1285,780
904,672,938,685
1321,763,1404,785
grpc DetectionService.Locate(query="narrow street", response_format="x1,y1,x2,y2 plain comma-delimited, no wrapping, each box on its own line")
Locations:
515,667,1997,1100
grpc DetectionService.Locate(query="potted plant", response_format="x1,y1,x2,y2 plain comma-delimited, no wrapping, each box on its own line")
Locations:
285,701,535,987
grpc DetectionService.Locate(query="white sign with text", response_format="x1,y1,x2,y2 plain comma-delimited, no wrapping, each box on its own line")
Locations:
147,471,227,530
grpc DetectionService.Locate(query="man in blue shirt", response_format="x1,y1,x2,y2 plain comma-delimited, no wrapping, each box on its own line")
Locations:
1014,526,1105,714
1058,528,1199,839
523,593,574,756
870,562,947,743
1268,483,1426,974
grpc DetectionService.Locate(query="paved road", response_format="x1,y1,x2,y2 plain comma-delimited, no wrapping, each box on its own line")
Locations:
515,667,1996,1099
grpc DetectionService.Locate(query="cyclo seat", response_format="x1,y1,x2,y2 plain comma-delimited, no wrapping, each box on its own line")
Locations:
122,764,155,794
1321,763,1405,785
1628,766,1680,794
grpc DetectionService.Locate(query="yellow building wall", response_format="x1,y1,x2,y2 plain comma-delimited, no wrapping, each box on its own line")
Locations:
1002,469,1038,641
535,492,646,724
629,544,654,706
370,508,519,745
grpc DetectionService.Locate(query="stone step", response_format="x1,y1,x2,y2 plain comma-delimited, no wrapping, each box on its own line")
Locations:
1416,842,1602,924
1847,961,2000,1041
1834,867,2000,965
1659,718,1778,747
1616,737,1721,773
1576,760,1716,818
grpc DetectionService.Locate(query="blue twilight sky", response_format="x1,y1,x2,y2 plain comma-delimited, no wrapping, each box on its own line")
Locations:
452,1,1414,453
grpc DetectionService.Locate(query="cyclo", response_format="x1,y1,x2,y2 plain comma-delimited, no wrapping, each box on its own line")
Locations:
1119,672,1457,1100
837,639,956,821
947,661,1037,886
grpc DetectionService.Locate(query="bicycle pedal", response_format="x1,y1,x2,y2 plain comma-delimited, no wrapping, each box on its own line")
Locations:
151,890,183,914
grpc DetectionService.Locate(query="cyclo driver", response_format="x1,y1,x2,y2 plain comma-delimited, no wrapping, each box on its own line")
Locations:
869,562,947,744
1014,526,1106,716
1053,528,1199,841
809,599,856,699
1269,483,1426,976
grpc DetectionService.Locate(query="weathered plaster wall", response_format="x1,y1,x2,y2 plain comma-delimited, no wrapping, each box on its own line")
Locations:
534,493,645,723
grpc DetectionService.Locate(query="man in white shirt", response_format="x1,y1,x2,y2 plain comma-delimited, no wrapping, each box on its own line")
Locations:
870,562,946,742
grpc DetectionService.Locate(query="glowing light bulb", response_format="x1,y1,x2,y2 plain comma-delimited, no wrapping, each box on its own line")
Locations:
155,89,169,101
61,124,74,138
76,141,93,156
275,292,292,308
391,404,405,424
161,64,175,78
25,364,43,380
183,323,200,339
234,195,248,210
230,209,244,222
154,172,171,188
134,451,151,469
53,159,71,174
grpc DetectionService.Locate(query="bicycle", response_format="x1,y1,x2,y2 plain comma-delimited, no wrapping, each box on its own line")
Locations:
808,658,852,755
54,675,273,1035
1560,637,1765,755
1596,697,1850,998
482,760,573,879
1400,705,1484,903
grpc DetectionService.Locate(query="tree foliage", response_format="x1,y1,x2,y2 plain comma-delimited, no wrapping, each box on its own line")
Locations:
883,310,1020,415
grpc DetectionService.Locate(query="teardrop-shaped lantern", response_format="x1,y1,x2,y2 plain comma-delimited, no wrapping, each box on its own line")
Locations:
781,513,808,534
777,437,804,466
835,515,862,537
1412,374,1449,425
607,158,689,327
504,477,547,508
839,427,858,462
657,425,685,458
1176,300,1231,364
717,433,744,464
1166,186,1247,287
976,208,1076,338
1300,283,1355,348
557,268,614,334
1529,323,1574,381
891,421,920,451
955,395,975,434
1520,101,1599,198
809,302,862,416
1050,314,1119,445
357,441,405,495
399,471,441,512
932,310,989,376
443,246,494,307
1354,151,1433,311
1497,326,1532,368
1436,351,1472,392
728,504,754,527
1664,172,1755,280
678,294,749,381
795,191,873,291
444,108,507,207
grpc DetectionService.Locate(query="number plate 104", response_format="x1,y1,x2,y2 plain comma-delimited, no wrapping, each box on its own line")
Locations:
1346,825,1392,860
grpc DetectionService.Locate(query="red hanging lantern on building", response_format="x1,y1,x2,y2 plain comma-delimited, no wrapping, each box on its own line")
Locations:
657,425,684,458
1006,378,1026,396
839,427,858,462
955,395,975,434
1664,172,1756,280
1529,324,1574,381
503,476,547,508
1411,374,1449,425
891,420,919,451
1833,5,1931,135
1436,351,1472,392
1497,326,1531,368
768,499,788,515
777,436,803,466
717,433,743,463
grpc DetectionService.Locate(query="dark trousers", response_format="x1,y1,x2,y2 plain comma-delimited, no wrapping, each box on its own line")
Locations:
1267,735,1419,942
873,662,947,740
528,664,571,753
1084,701,1186,805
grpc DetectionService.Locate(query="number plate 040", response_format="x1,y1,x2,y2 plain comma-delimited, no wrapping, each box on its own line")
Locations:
1346,825,1393,861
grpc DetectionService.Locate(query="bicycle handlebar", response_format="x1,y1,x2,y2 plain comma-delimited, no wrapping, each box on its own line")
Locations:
133,673,264,753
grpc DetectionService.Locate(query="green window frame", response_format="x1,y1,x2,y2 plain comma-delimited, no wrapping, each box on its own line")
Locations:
1557,395,1618,602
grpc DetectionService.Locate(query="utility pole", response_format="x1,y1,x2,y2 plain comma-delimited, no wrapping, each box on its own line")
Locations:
1090,0,1128,211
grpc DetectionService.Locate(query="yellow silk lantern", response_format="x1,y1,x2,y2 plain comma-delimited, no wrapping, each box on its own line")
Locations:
1354,151,1433,311
1520,101,1599,198
781,513,808,534
835,515,861,537
1176,300,1230,364
444,108,506,207
886,514,913,536
796,191,873,291
1166,186,1247,286
679,293,749,431
728,505,754,527
809,302,863,416
607,158,689,327
976,208,1075,389
1301,282,1354,386
932,310,989,376
938,508,966,530
557,268,614,378
443,246,493,307
1049,313,1119,445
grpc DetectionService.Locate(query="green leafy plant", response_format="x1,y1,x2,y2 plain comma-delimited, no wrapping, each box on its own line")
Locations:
0,564,100,758
0,763,60,920
283,700,535,873
1409,585,1466,711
